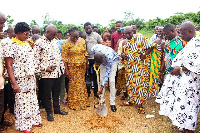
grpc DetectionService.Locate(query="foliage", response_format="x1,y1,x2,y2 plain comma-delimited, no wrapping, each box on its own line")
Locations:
6,15,14,28
7,10,200,38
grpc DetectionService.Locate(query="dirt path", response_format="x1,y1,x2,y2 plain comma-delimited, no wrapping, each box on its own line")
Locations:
3,90,200,133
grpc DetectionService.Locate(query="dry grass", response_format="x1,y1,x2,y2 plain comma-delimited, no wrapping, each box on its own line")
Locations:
2,90,200,133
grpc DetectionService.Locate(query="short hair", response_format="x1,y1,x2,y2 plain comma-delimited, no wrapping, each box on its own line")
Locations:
163,24,175,32
94,52,104,63
116,21,122,24
57,30,62,35
14,22,30,34
64,31,69,36
68,27,78,34
92,26,98,29
84,22,91,28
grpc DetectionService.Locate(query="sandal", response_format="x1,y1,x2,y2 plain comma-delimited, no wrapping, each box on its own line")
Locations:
120,96,126,100
138,107,145,114
1,121,12,127
23,130,33,133
0,125,7,131
171,126,183,132
120,101,133,106
34,123,42,127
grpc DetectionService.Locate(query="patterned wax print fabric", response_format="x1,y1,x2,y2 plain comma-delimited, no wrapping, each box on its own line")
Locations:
156,37,200,131
15,75,41,131
116,39,126,92
4,38,41,131
116,68,126,92
148,41,163,97
91,44,119,87
62,38,88,66
34,36,65,78
164,36,184,71
62,38,88,110
123,34,152,105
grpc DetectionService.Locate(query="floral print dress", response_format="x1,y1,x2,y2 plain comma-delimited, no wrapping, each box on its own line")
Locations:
62,38,89,110
4,38,41,131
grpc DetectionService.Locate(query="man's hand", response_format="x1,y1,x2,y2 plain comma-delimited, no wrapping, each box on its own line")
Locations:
46,65,54,72
140,54,146,60
170,66,180,76
12,83,21,93
121,53,128,60
98,86,104,95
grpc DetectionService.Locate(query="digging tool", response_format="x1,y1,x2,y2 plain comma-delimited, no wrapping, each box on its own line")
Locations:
93,64,107,117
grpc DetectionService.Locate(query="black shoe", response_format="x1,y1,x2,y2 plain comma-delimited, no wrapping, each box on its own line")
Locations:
54,110,68,115
47,113,54,121
94,93,100,98
110,105,117,112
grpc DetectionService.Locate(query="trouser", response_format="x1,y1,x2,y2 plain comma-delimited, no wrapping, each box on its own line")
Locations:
0,90,4,121
100,61,118,105
41,77,62,114
38,79,44,107
1,80,15,123
59,75,66,101
87,59,98,95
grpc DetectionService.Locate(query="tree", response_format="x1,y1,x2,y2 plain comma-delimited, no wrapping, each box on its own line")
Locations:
6,15,14,28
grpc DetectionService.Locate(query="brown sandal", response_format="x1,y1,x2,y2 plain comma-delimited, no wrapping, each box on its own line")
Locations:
0,125,7,131
138,107,145,114
120,101,133,106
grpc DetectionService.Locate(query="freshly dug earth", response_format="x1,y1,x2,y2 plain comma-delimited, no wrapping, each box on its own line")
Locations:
3,90,200,133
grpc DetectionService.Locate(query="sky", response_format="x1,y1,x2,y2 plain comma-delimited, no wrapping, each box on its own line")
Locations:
1,0,200,29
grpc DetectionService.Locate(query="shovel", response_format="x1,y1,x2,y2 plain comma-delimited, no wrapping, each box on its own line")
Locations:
93,64,108,117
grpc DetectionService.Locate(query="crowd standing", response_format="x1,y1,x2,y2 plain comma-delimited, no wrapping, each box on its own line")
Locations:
0,11,200,133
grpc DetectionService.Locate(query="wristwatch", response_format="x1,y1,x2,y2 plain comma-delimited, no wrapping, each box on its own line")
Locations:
180,67,183,73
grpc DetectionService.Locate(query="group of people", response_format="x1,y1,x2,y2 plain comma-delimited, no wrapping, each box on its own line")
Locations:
0,10,200,133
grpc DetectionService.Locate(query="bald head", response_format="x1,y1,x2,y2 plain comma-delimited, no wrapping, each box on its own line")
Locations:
32,25,41,35
180,21,195,42
0,12,6,32
94,52,104,64
7,27,15,38
32,34,41,43
124,26,133,40
45,24,58,41
46,24,57,32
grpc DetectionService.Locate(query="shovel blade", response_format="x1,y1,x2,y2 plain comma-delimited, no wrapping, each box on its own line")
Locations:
97,104,107,117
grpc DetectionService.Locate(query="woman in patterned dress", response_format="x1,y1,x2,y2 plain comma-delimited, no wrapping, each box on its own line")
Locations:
62,27,89,110
4,22,41,133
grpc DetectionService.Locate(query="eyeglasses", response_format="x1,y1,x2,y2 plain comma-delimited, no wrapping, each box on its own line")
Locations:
23,32,30,37
71,36,79,39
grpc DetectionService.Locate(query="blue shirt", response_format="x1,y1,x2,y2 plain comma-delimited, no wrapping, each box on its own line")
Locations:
91,44,119,86
57,40,64,52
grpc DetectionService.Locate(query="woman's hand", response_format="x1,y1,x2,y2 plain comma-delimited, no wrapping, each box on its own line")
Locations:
65,70,69,79
12,83,21,93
